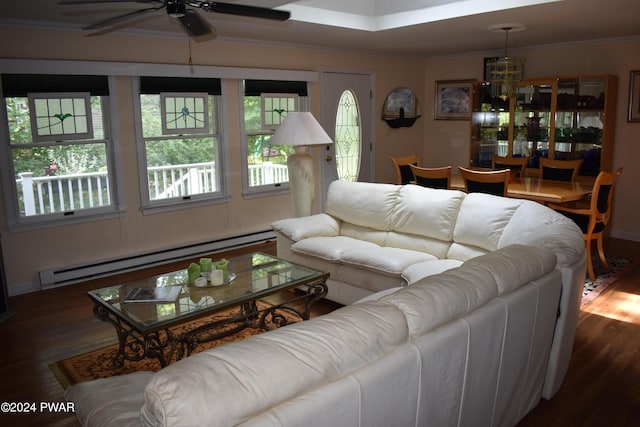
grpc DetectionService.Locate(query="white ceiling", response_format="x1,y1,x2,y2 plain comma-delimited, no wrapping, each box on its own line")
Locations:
1,0,640,57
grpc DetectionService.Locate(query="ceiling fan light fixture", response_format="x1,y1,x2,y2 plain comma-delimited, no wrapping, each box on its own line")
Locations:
487,24,526,101
167,1,186,18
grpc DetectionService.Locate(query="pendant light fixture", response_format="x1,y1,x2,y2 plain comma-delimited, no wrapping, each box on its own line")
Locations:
486,24,526,101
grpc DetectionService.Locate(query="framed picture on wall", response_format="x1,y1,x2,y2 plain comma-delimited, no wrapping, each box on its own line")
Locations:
628,70,640,122
434,79,475,120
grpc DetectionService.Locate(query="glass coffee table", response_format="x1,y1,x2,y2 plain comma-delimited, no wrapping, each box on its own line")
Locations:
88,252,328,367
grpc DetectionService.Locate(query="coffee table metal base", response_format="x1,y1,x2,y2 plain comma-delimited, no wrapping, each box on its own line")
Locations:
93,280,327,368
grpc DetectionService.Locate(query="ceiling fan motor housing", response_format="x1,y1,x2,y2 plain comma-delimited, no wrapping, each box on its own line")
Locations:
59,0,291,38
167,0,186,17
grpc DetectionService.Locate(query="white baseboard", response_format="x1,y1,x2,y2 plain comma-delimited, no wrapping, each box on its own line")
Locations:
36,230,276,292
8,281,40,296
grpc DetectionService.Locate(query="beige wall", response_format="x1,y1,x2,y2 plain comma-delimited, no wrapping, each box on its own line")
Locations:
0,26,426,294
1,26,638,295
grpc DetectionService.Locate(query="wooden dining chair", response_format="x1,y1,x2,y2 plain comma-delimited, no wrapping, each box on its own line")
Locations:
458,166,510,197
409,165,452,189
391,154,420,185
492,155,528,178
548,167,623,282
539,158,583,182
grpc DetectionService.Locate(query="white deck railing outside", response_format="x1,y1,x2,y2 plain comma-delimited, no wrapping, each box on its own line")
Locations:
17,162,288,216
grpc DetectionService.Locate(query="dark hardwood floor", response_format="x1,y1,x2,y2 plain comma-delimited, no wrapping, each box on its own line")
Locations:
1,238,639,426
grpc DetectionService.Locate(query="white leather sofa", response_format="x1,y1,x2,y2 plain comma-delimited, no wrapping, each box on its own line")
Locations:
270,180,586,399
67,245,566,427
64,181,586,426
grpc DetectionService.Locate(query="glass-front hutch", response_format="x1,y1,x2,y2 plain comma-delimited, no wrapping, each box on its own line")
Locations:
470,74,617,178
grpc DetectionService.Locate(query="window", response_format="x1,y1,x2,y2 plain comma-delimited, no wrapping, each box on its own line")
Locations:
136,77,224,210
242,80,308,194
0,74,119,228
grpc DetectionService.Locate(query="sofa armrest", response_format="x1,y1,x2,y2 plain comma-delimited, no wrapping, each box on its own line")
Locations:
65,371,153,427
271,213,341,242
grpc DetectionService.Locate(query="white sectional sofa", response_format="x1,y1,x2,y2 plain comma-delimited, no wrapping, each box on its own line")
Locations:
270,180,586,399
65,181,586,427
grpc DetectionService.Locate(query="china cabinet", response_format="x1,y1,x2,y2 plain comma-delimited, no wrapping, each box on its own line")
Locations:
470,74,617,177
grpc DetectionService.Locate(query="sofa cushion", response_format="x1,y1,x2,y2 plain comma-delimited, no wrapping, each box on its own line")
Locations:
291,236,379,262
340,223,388,246
443,242,489,262
452,193,523,252
499,199,586,268
140,301,409,427
65,371,153,427
334,264,405,294
462,244,557,294
385,246,556,338
271,213,340,241
401,259,463,285
384,263,498,338
384,231,452,260
353,287,404,303
391,185,466,241
324,180,400,231
340,247,436,275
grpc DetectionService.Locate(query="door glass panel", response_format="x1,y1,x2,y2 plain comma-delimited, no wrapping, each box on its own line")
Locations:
334,90,361,182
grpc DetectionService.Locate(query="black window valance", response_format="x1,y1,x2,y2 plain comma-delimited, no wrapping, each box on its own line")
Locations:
140,76,222,95
244,80,308,96
1,74,109,97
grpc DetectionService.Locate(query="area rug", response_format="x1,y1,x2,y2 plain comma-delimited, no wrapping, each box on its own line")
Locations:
582,256,637,305
51,300,297,387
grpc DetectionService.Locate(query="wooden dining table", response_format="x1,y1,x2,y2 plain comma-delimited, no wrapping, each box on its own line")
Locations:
450,174,593,204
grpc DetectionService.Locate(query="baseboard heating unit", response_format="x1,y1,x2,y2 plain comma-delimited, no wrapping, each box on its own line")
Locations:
39,229,276,290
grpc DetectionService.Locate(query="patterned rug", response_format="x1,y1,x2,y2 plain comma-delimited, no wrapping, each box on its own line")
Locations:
582,256,637,305
51,300,298,387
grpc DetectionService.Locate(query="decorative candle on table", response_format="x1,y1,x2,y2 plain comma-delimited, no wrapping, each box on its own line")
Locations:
199,257,212,281
188,262,201,286
215,258,229,282
210,269,224,286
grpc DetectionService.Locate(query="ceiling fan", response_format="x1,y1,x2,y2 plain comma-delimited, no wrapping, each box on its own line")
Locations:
58,0,291,39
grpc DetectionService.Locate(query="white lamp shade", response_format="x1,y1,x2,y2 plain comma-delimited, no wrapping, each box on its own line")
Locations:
270,112,333,146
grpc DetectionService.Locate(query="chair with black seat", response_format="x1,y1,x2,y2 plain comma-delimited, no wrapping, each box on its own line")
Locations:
391,154,420,185
409,164,452,189
539,157,583,182
458,166,510,197
492,154,528,178
549,167,623,282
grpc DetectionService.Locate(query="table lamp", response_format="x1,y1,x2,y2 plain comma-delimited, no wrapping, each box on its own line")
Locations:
270,112,333,217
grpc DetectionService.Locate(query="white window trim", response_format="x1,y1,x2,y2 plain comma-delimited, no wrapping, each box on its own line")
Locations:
0,76,125,232
0,59,319,221
0,59,318,83
133,79,229,215
240,83,311,198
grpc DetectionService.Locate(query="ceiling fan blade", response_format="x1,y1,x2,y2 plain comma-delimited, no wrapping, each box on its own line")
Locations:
199,2,290,21
59,0,163,4
82,6,164,30
178,9,214,37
